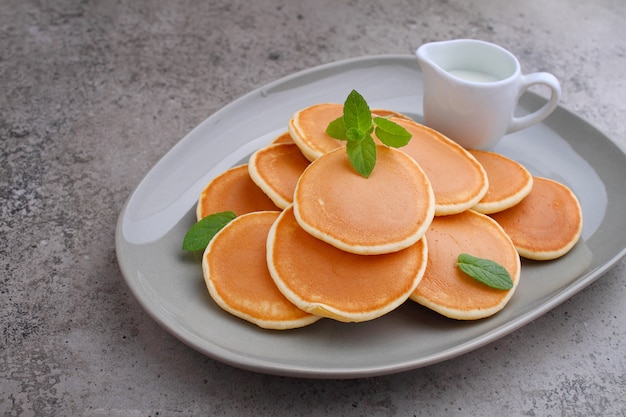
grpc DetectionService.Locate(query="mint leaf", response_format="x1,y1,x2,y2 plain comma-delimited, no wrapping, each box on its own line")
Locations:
326,116,348,140
182,211,236,251
456,253,513,290
343,90,373,133
373,117,412,148
346,127,365,142
347,136,377,178
326,89,412,178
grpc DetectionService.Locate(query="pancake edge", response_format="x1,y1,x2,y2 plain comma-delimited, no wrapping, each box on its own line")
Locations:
293,152,435,254
248,142,297,210
202,211,321,330
409,210,522,320
266,206,429,323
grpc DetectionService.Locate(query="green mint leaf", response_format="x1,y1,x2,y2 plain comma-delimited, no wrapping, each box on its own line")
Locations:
456,253,513,290
182,211,236,251
373,117,412,148
326,116,348,140
326,89,410,178
343,90,373,133
346,136,377,178
346,127,365,142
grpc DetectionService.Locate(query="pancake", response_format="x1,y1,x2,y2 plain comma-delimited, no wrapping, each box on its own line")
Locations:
393,118,489,216
489,176,583,260
271,131,294,144
267,205,428,322
196,164,280,220
248,142,311,209
293,145,435,255
287,103,413,161
410,210,521,320
469,150,533,214
287,102,487,216
288,103,346,161
203,211,320,329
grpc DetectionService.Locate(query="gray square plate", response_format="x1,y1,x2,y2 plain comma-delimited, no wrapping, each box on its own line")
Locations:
115,55,626,379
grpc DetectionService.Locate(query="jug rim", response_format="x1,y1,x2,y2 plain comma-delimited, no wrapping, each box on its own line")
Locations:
416,39,520,84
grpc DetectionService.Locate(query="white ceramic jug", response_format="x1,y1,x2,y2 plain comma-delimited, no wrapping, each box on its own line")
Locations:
416,39,561,149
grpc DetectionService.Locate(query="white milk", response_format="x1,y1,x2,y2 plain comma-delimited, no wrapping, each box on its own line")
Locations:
448,69,501,83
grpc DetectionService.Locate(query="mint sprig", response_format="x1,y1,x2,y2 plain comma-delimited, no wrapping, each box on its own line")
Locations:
326,90,412,178
372,117,412,147
182,211,236,251
456,253,514,290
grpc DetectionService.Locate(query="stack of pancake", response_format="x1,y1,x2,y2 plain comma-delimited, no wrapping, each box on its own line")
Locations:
196,102,583,329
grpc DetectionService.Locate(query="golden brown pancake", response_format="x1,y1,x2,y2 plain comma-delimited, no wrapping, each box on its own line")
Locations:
293,145,435,255
271,131,294,144
288,104,413,161
203,211,320,329
410,210,521,320
196,164,280,221
489,176,583,260
393,118,489,216
288,103,345,161
248,142,311,209
289,103,489,216
469,150,533,214
267,206,428,322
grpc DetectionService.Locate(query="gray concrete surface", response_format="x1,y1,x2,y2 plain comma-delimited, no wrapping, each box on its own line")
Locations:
2,0,625,415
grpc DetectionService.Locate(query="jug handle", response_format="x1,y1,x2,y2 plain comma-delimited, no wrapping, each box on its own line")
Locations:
508,72,561,134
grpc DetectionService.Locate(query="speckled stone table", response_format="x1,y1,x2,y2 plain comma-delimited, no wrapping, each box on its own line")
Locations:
2,0,625,416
